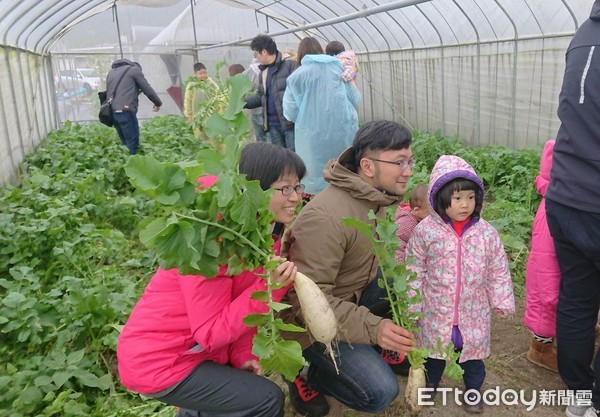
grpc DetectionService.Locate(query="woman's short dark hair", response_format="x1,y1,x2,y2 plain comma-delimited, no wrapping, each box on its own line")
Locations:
193,62,206,72
325,41,345,56
239,142,306,190
250,35,277,55
342,120,412,173
434,178,483,218
297,37,323,65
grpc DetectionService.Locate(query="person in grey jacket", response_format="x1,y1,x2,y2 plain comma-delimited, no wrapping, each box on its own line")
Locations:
244,35,297,150
545,2,600,417
105,59,162,154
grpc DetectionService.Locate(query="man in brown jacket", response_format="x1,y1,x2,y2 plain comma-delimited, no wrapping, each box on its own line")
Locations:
282,120,416,416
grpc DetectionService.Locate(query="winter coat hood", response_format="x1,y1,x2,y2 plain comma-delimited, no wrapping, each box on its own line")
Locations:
429,155,485,221
300,54,342,67
324,147,402,207
591,0,600,20
111,58,135,69
535,140,555,197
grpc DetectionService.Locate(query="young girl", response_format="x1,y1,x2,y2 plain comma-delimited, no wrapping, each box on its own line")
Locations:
117,142,306,417
325,40,359,86
523,140,559,372
407,155,515,413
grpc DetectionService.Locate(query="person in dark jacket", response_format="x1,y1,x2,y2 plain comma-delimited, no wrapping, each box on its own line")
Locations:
545,2,600,417
245,35,297,151
105,59,162,154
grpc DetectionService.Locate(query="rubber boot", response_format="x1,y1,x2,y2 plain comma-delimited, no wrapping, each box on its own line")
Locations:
526,338,558,372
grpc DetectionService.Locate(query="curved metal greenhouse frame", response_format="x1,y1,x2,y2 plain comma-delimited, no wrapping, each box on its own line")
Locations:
0,0,590,184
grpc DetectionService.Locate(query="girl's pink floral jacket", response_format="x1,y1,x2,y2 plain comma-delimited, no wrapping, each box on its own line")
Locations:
406,155,515,362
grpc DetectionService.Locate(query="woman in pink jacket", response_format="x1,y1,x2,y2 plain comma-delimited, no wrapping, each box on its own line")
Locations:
407,155,515,414
117,142,306,417
523,140,559,372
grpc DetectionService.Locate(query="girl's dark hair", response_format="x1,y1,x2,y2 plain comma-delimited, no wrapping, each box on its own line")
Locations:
193,62,206,72
325,41,345,56
434,178,483,218
239,142,306,190
341,120,412,173
297,37,323,65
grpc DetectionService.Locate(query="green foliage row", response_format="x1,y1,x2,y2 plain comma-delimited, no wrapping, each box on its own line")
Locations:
0,120,541,416
0,116,202,417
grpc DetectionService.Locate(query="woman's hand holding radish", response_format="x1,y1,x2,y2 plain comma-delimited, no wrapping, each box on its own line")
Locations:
270,257,297,287
377,319,415,354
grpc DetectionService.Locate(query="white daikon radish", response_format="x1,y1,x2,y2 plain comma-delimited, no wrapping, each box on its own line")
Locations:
294,271,339,373
405,365,426,415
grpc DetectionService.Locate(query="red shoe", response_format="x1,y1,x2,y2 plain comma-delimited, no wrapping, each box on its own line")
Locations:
286,375,330,417
381,349,410,376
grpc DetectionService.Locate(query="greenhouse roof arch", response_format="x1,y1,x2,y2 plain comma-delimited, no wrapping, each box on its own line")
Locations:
0,0,596,187
0,0,588,56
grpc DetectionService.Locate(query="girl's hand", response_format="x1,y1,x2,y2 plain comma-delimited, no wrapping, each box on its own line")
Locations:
270,258,297,287
240,360,262,375
494,308,506,317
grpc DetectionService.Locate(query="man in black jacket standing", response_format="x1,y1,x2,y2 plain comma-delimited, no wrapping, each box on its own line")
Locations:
546,2,600,417
105,59,162,154
245,35,297,150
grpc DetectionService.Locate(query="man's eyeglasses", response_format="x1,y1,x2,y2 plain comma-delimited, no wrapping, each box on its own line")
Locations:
369,157,416,170
274,184,306,196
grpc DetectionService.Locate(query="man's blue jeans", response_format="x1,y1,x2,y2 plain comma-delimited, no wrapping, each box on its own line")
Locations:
251,113,267,142
266,125,295,151
113,110,140,154
302,277,399,413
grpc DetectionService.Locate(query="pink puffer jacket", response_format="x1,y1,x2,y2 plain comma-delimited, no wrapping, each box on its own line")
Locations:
523,140,560,338
116,239,289,395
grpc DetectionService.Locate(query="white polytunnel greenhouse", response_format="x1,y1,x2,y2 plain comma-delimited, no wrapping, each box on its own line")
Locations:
0,0,590,186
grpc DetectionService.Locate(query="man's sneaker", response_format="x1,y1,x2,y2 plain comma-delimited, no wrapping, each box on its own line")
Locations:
380,349,410,376
286,375,330,417
583,407,600,417
567,404,592,417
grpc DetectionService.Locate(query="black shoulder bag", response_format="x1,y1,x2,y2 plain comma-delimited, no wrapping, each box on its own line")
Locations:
98,67,132,127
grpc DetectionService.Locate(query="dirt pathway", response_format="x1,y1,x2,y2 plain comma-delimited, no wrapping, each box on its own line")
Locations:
285,297,570,416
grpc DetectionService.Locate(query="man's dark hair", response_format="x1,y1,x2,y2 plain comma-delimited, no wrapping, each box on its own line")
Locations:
239,142,306,191
193,62,206,72
342,120,412,173
325,41,345,56
250,35,277,55
434,178,483,219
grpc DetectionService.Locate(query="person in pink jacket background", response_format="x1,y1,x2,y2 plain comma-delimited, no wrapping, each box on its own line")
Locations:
523,140,560,373
407,155,515,414
395,184,429,263
117,142,307,417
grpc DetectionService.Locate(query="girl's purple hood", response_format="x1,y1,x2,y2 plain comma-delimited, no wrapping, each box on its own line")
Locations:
428,155,485,215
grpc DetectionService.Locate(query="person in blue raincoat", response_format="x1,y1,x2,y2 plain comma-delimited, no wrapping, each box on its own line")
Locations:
283,37,361,195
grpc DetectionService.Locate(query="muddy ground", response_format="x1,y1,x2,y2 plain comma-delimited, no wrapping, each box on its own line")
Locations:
283,297,574,417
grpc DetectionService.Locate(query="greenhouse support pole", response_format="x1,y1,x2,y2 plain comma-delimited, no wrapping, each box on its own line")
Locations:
417,4,445,135
3,49,26,161
0,50,17,184
113,2,123,58
190,0,199,61
451,0,480,146
494,0,518,149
